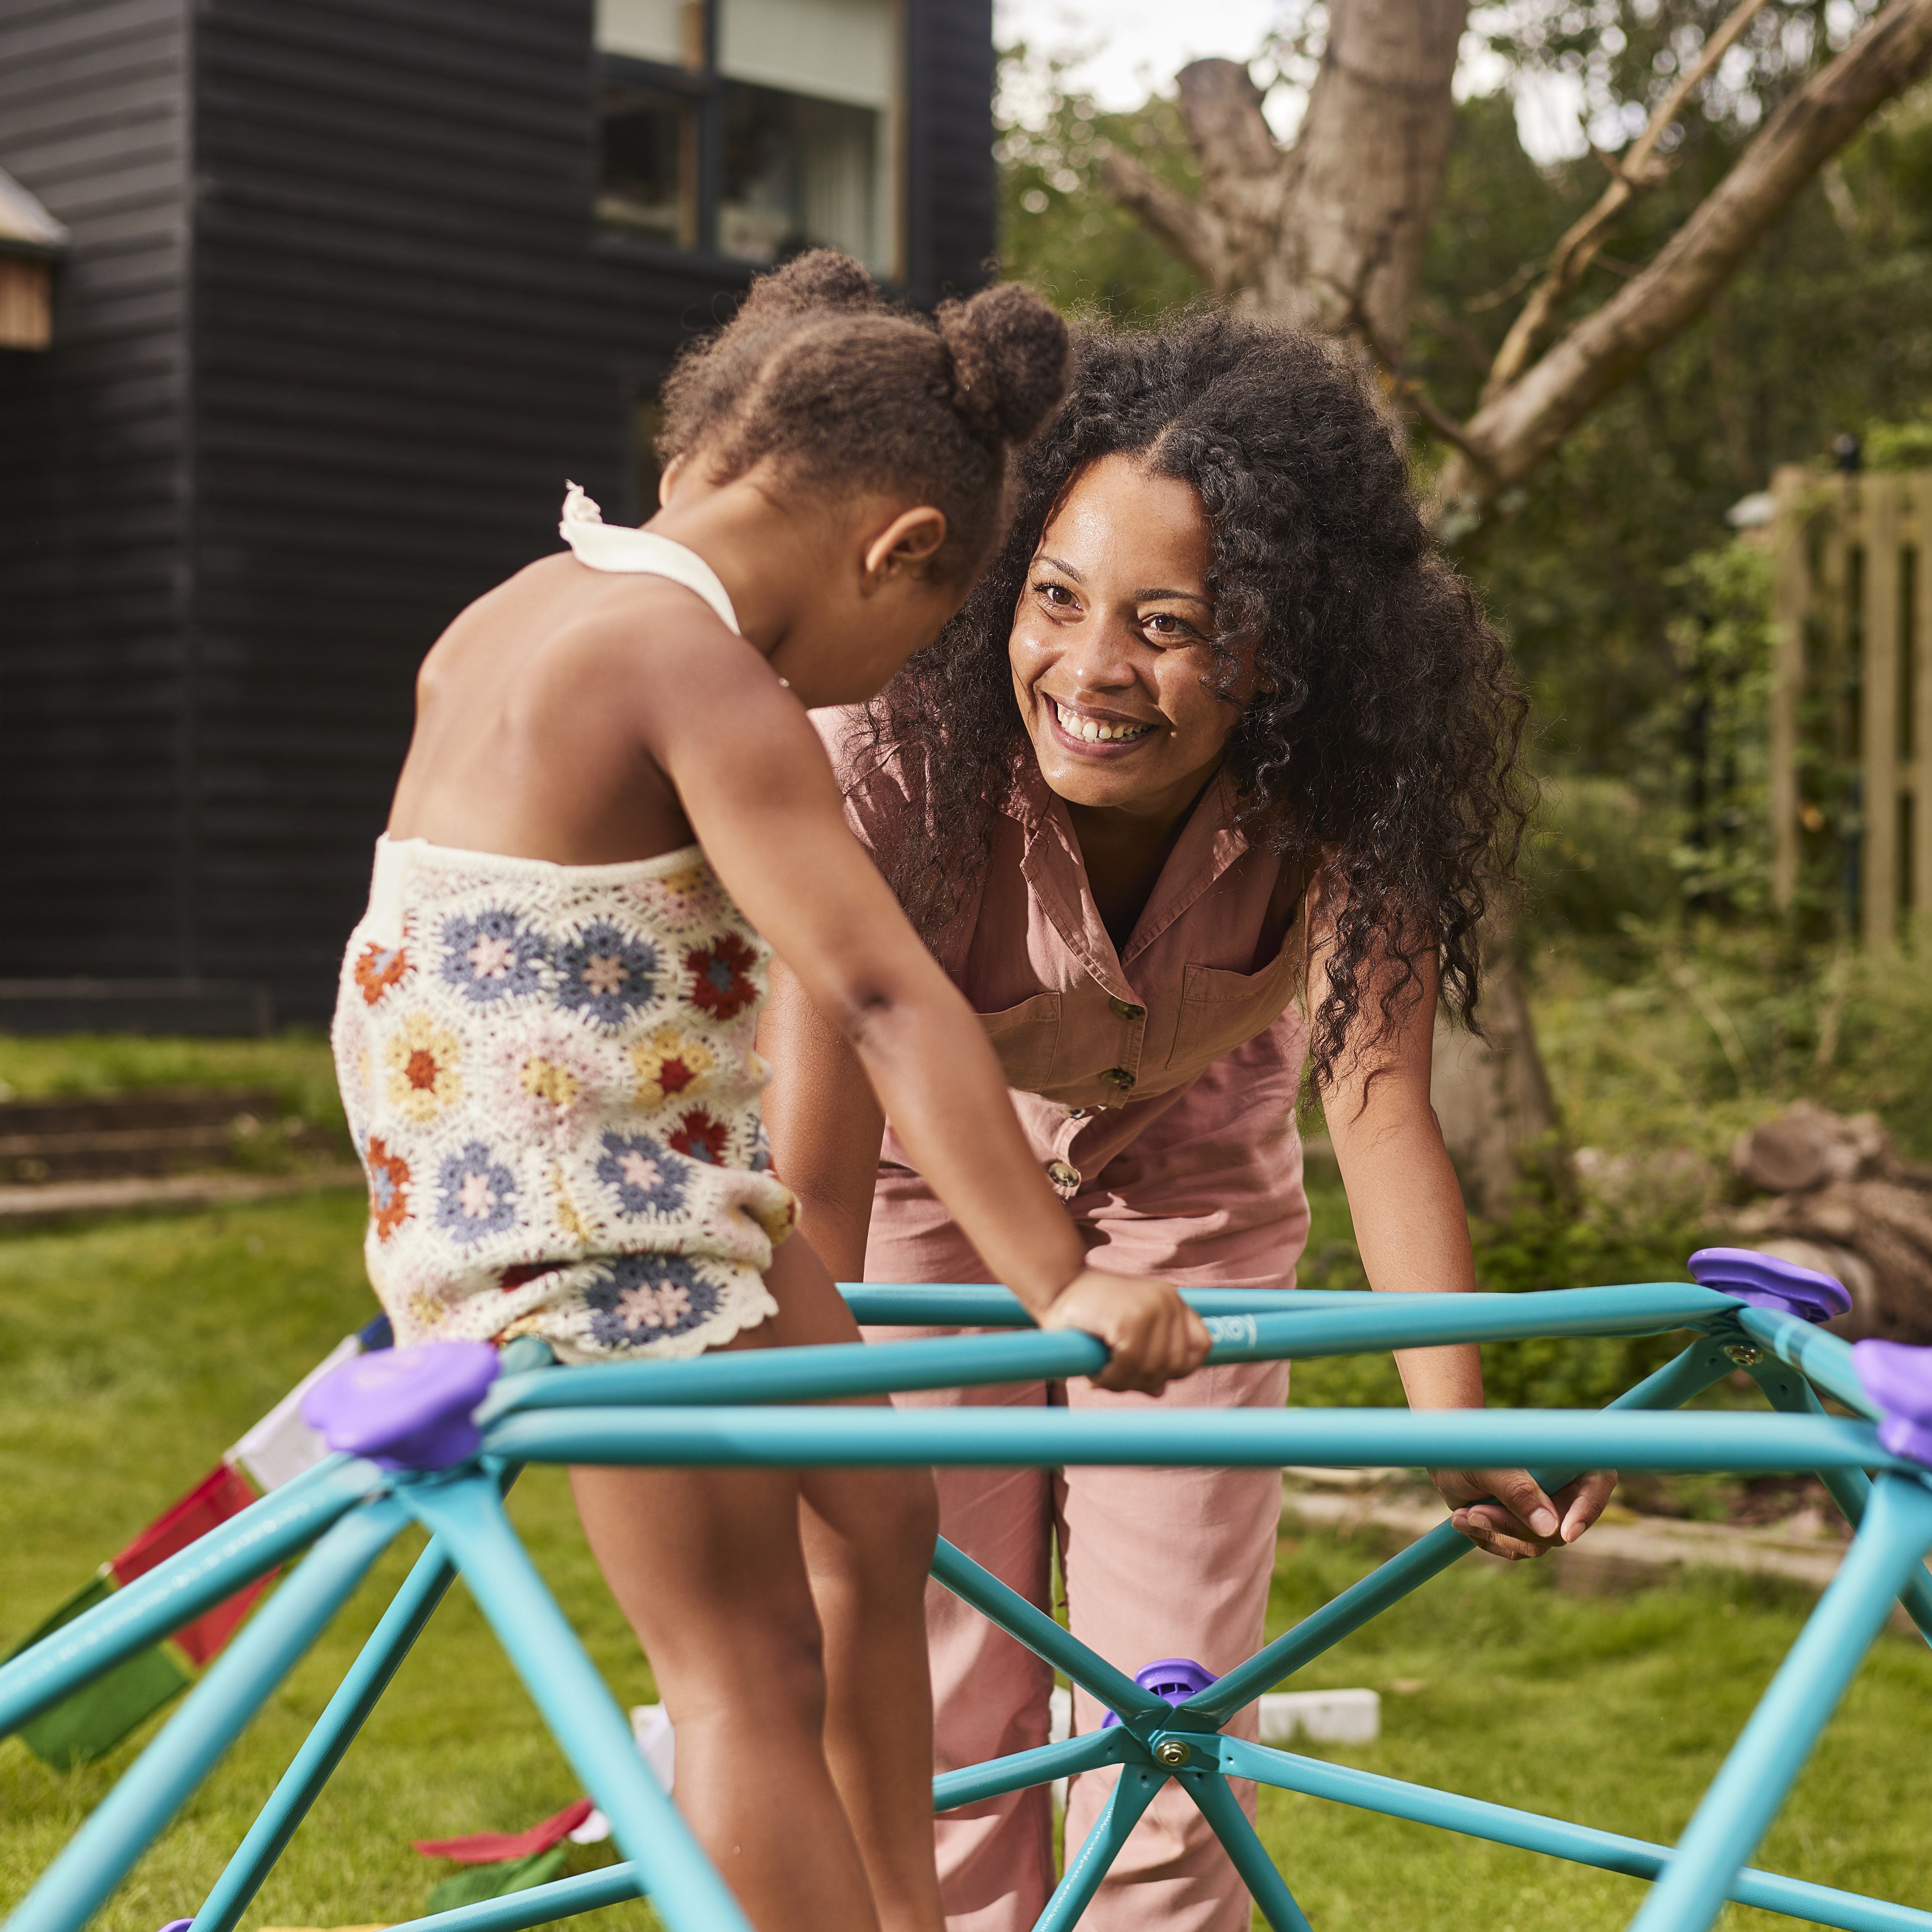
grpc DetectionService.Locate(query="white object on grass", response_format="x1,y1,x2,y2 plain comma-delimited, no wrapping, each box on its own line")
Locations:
631,1702,678,1791
1259,1688,1380,1745
226,1334,363,1492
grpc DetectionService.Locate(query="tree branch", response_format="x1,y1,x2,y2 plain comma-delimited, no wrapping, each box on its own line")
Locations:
1097,148,1233,289
1173,58,1282,187
1480,0,1774,405
1444,0,1932,508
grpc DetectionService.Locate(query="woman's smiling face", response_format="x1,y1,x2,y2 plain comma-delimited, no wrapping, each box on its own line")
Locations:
1009,453,1245,820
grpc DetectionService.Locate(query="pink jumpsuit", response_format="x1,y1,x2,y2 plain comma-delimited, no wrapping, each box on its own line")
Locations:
822,718,1312,1932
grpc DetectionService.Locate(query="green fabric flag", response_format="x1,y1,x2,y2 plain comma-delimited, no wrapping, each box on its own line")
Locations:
3,1574,191,1770
426,1847,568,1916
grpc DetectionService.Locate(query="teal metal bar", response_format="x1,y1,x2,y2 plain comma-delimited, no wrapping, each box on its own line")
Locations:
1170,1763,1314,1932
5,1497,409,1932
1631,1472,1932,1932
1164,1284,1728,1356
929,1538,1170,1728
379,1865,644,1932
398,1473,753,1932
1732,1307,1883,1421
1189,1337,1739,1723
484,1403,1897,1477
933,1727,1135,1812
0,1456,383,1740
1213,1738,1932,1931
841,1285,1380,1327
482,1327,1110,1419
191,1538,461,1932
484,1285,1726,1422
1033,1765,1168,1932
1745,1358,1932,1648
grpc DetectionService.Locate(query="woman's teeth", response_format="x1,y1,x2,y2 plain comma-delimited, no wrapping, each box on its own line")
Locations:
1054,700,1151,744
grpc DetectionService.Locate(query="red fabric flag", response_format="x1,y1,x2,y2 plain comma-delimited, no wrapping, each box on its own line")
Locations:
111,1463,275,1665
413,1798,594,1865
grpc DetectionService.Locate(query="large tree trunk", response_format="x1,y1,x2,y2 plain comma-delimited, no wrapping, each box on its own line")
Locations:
1431,941,1563,1214
1102,0,1469,356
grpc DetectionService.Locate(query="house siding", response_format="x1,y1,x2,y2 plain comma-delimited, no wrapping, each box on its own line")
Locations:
2,0,996,1020
0,0,194,977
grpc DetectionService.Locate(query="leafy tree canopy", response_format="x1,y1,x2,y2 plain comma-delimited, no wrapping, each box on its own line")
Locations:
995,12,1932,774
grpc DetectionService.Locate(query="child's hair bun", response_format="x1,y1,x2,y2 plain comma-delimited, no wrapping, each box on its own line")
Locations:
936,283,1069,444
737,247,884,325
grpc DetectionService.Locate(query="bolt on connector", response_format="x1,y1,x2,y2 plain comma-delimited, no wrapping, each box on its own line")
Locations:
1154,1740,1192,1767
1724,1343,1764,1367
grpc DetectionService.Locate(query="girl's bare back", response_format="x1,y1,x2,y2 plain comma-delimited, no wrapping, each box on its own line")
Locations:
387,553,746,866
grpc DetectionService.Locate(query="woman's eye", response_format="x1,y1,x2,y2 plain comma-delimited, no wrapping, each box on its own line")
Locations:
1144,612,1194,640
1036,582,1075,607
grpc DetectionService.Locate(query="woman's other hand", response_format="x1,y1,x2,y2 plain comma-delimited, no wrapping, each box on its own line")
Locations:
1431,1467,1619,1561
1041,1270,1212,1394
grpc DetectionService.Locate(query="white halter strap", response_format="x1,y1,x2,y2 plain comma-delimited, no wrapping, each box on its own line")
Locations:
558,483,740,635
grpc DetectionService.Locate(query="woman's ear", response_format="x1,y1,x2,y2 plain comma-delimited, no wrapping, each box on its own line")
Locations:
657,454,688,509
861,507,948,589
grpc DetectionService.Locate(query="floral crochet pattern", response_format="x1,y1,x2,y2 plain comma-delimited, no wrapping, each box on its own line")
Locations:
596,1130,690,1218
366,1137,410,1242
687,934,759,1022
556,920,659,1028
584,1255,718,1349
440,908,548,1005
333,835,789,1363
435,1140,520,1247
383,1012,464,1123
354,942,412,1006
631,1024,713,1109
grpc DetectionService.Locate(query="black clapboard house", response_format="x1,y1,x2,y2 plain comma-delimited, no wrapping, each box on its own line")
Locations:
0,0,996,1030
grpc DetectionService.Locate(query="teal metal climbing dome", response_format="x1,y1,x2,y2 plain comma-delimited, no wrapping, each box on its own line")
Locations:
3,1254,1932,1932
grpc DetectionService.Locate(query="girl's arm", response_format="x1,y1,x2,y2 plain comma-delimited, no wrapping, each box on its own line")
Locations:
1310,894,1616,1559
758,960,884,1290
653,677,1208,1392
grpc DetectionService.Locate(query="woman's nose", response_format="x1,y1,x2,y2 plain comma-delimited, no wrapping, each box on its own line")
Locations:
1058,617,1141,691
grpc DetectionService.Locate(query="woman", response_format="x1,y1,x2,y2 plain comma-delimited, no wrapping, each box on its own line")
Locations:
760,314,1615,1932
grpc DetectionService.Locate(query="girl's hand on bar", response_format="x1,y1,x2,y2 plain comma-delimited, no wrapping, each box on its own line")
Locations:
1041,1270,1212,1394
1431,1467,1619,1561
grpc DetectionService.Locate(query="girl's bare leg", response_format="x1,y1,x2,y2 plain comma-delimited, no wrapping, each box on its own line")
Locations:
571,1377,881,1932
762,1237,948,1932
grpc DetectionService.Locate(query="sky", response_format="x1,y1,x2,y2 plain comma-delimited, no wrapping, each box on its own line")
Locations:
992,0,1285,115
990,0,1593,162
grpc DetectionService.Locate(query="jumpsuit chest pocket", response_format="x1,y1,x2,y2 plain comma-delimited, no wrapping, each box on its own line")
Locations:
978,991,1063,1092
1167,954,1301,1073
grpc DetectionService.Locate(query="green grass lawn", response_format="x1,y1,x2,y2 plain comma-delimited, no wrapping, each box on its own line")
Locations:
3,1193,1929,1932
0,1034,345,1134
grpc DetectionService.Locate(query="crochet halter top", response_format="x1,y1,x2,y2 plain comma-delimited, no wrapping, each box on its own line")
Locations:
329,488,794,1363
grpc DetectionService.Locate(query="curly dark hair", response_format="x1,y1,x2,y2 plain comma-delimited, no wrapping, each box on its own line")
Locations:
854,309,1531,1086
656,249,1069,585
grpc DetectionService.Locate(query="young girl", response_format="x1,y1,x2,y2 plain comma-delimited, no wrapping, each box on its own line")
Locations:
329,252,1210,1932
760,314,1618,1931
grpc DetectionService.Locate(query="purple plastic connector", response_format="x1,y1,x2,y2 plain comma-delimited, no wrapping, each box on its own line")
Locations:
1688,1247,1852,1325
1099,1657,1218,1729
300,1341,500,1471
158,1919,194,1932
1853,1339,1932,1469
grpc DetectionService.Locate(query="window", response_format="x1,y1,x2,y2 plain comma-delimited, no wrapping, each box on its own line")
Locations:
594,0,903,281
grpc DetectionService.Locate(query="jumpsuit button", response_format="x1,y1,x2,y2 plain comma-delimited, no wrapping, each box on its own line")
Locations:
1045,1159,1081,1191
1101,1067,1135,1091
1109,996,1145,1021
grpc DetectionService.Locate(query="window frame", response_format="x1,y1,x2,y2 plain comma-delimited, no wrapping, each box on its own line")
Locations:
592,0,905,283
